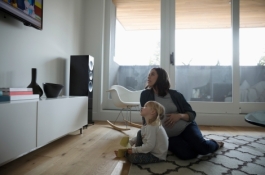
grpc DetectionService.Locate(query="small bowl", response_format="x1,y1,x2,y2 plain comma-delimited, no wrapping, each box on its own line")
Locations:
43,83,63,98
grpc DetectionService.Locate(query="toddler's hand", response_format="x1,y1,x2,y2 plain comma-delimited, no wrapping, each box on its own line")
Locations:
127,148,132,154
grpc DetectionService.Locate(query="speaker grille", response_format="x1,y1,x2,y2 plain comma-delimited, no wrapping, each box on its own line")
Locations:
69,56,89,96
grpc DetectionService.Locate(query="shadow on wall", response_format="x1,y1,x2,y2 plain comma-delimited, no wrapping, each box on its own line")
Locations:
0,71,13,87
0,11,22,28
44,57,66,95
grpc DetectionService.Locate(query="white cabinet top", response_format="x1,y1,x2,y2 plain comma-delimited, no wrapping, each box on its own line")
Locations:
0,96,88,104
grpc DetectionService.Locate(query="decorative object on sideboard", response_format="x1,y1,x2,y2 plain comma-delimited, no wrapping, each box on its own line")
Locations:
27,68,43,98
43,83,63,98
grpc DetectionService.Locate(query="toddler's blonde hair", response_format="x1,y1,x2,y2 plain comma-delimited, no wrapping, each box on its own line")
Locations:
145,101,165,126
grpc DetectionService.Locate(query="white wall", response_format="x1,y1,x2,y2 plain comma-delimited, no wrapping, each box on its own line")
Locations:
83,0,105,118
0,0,106,122
0,0,256,127
0,0,86,96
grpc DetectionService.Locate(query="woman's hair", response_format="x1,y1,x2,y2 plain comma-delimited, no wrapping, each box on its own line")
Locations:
145,101,165,126
145,67,171,97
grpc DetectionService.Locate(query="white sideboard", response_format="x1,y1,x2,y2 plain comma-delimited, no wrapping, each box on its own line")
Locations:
0,96,88,166
0,101,37,166
37,97,88,147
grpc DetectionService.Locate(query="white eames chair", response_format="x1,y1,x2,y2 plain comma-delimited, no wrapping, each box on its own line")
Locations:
106,85,142,131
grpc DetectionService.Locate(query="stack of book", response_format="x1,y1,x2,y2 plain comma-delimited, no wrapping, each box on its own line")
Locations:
0,88,39,102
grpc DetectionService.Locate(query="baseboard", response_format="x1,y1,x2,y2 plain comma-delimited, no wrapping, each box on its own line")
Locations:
94,110,256,127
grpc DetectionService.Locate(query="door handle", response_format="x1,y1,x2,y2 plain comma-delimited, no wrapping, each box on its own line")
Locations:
170,52,174,65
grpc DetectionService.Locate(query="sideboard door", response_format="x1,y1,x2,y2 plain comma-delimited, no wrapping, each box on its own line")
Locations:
0,101,37,165
37,97,88,147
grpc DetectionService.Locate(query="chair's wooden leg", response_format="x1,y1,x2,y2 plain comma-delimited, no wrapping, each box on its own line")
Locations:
124,119,142,128
107,120,130,131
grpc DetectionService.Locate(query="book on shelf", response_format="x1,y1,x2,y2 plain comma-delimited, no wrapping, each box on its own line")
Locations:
2,91,33,95
0,87,33,92
0,94,39,102
0,95,9,102
0,91,2,96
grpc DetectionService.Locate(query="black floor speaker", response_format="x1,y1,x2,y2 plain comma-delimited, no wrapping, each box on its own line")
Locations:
70,55,94,125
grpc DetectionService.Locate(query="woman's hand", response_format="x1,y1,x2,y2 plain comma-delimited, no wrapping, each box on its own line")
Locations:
164,113,188,127
127,148,133,154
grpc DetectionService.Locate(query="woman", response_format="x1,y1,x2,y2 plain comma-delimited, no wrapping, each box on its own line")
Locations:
140,67,224,160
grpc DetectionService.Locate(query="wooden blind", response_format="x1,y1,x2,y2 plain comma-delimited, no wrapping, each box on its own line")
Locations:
112,0,265,30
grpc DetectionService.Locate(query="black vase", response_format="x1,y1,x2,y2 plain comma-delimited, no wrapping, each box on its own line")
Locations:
27,68,43,98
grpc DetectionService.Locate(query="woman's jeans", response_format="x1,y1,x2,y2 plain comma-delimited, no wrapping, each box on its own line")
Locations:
168,121,219,160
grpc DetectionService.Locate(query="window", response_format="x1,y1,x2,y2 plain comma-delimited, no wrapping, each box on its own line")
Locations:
105,0,265,113
239,0,265,112
111,0,161,91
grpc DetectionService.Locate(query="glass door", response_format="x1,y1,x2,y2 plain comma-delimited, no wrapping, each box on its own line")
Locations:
112,0,161,91
239,0,265,113
104,0,264,114
171,0,239,113
104,0,161,109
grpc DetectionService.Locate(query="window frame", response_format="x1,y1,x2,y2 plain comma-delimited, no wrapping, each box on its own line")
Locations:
103,0,265,114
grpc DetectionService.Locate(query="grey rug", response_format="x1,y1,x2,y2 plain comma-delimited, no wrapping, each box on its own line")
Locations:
128,134,265,175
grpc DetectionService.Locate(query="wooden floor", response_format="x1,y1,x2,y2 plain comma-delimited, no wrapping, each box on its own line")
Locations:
0,121,265,175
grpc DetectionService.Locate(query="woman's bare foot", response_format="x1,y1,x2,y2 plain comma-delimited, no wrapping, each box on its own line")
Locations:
217,141,224,149
211,139,224,149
